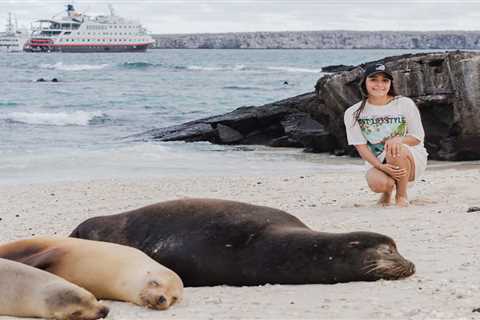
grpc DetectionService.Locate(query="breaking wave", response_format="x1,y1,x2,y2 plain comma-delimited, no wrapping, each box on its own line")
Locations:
1,111,109,126
180,64,248,71
39,62,110,71
119,62,163,69
266,66,323,73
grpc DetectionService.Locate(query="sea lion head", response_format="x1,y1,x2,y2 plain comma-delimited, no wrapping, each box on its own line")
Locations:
340,232,415,281
44,285,109,320
139,269,184,310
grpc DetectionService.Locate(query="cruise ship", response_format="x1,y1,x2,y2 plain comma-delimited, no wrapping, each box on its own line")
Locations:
0,13,29,52
24,4,155,52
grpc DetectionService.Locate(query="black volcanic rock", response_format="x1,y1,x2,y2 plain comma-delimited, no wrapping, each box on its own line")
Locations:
135,51,480,161
321,64,355,73
217,124,243,144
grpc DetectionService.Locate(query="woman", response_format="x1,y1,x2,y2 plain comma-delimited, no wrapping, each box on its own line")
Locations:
343,63,428,207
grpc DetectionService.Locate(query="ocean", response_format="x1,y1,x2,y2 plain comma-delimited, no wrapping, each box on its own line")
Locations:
0,49,436,184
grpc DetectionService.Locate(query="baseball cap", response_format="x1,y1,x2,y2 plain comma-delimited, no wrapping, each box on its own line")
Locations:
363,63,393,80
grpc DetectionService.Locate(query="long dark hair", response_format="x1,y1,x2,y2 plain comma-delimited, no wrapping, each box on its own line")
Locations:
352,75,398,125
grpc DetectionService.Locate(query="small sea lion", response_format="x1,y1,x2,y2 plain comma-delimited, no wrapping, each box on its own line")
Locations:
0,258,109,320
70,198,416,286
0,237,183,310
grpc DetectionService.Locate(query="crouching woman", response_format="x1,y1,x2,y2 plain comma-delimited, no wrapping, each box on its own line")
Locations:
343,63,428,207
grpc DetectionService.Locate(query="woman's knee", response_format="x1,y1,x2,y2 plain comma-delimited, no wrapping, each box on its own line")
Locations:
385,145,410,164
368,176,395,193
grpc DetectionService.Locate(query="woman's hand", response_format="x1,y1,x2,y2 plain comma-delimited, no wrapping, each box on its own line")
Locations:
379,163,407,181
384,136,403,158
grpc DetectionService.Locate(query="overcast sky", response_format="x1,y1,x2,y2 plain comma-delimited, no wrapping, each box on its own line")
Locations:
1,0,480,34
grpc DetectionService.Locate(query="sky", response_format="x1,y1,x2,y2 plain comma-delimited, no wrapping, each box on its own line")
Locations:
1,0,480,34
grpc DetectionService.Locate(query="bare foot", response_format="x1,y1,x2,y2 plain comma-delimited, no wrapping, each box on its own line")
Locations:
377,192,392,207
396,196,410,207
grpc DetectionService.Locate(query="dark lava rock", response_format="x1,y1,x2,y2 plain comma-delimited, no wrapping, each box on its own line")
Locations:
321,64,355,73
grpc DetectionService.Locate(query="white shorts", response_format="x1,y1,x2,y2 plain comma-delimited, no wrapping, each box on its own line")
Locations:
365,143,428,183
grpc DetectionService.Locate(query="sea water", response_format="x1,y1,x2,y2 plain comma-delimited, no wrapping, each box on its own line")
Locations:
0,49,436,184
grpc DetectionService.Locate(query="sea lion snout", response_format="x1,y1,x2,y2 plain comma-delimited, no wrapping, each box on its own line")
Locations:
361,243,416,280
140,280,179,310
405,260,416,276
140,292,171,310
96,306,109,319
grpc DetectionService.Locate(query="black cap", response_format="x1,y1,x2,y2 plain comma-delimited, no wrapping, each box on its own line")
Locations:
363,63,393,80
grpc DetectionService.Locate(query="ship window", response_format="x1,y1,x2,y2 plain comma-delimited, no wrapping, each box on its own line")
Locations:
64,32,71,35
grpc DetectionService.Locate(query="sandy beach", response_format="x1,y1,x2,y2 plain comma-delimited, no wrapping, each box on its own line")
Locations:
0,162,479,320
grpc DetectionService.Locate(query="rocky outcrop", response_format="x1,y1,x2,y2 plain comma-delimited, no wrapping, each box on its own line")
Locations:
152,31,480,49
321,64,355,73
136,51,480,161
136,96,335,152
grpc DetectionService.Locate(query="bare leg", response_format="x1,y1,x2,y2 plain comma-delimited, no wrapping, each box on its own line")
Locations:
385,145,415,207
366,168,396,206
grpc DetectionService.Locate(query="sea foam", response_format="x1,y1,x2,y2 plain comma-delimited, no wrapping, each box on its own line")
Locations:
266,66,323,73
2,111,105,126
39,62,110,71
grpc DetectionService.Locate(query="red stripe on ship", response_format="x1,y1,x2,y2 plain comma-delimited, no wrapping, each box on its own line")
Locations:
56,43,152,47
30,43,152,47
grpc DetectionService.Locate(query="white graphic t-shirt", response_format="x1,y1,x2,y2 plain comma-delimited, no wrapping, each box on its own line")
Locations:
343,96,428,166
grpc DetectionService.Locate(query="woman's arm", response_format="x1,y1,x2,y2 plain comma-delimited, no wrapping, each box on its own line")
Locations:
355,144,408,181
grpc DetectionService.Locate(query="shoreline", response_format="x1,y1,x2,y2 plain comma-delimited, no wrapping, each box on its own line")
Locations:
0,165,479,319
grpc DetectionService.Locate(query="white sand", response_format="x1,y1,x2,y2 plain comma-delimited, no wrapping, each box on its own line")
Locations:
0,164,479,319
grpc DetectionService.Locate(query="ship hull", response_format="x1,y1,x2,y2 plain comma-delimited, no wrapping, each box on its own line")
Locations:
24,44,151,53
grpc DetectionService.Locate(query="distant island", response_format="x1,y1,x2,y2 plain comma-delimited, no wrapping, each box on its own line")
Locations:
151,31,480,49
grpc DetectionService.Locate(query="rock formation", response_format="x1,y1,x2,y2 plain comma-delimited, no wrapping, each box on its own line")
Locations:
136,51,480,161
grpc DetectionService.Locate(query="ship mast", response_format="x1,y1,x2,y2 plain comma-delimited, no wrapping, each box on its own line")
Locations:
6,12,15,34
108,4,115,17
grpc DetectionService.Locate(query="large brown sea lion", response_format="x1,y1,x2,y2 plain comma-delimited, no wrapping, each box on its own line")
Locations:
0,258,109,320
0,237,183,310
70,198,415,286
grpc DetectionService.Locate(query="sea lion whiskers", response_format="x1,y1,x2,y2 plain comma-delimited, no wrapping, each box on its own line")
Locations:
363,259,396,274
363,256,414,279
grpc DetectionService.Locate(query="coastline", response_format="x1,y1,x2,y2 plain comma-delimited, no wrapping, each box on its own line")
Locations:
0,162,479,319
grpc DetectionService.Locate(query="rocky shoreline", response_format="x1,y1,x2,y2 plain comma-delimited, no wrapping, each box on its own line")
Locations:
135,51,480,161
152,31,480,49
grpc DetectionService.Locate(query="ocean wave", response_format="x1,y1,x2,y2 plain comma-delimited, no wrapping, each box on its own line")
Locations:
119,62,163,69
223,85,266,91
1,111,108,126
0,101,17,107
174,64,321,74
182,64,248,72
266,66,323,73
39,62,110,71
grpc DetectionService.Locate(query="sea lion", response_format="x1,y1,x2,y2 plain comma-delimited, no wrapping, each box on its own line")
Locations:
0,258,109,320
0,237,183,310
70,198,416,286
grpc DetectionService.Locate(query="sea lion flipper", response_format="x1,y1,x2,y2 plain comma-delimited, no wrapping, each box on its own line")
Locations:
10,247,64,270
